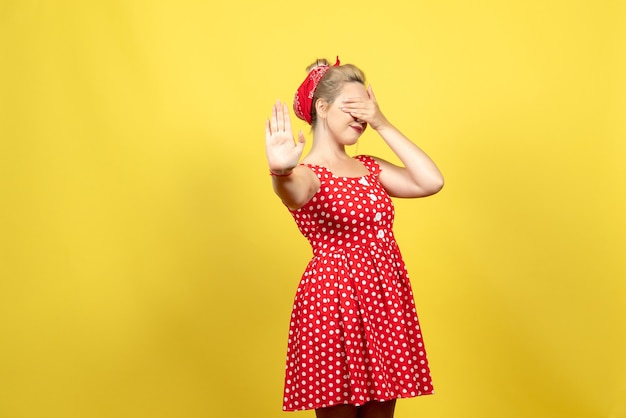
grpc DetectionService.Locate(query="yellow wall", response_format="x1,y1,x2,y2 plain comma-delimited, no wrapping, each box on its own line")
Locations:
1,1,624,417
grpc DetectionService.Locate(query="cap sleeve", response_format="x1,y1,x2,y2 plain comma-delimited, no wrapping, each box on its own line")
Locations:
355,155,381,176
301,163,326,181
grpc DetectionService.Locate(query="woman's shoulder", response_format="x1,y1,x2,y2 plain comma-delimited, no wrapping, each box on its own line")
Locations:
354,155,381,174
297,160,326,177
298,156,334,178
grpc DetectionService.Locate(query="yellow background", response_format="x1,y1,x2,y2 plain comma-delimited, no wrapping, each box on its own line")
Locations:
1,1,625,417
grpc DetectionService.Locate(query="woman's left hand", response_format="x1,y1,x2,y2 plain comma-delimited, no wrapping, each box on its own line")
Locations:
340,85,389,131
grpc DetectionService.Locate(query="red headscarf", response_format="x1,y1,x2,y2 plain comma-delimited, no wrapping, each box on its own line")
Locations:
293,56,341,125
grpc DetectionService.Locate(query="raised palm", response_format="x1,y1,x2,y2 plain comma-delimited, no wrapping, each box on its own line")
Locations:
265,100,305,173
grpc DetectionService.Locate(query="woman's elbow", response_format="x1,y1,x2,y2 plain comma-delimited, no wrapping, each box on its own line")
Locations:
433,176,445,193
421,176,444,197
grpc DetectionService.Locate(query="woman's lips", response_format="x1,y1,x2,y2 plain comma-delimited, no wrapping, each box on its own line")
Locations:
351,125,364,134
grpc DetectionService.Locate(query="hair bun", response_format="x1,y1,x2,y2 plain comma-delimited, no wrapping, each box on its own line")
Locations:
306,58,331,73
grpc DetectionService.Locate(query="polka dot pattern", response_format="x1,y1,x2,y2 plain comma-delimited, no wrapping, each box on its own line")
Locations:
282,156,434,412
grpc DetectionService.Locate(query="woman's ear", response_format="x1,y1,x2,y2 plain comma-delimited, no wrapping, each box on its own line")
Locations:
315,99,327,119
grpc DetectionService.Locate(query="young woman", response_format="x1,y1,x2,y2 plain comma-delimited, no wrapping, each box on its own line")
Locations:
265,57,444,418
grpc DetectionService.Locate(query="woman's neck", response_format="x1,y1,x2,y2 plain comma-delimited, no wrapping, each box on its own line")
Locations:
306,128,349,163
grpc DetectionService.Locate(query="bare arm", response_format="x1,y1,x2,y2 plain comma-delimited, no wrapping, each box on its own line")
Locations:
341,86,444,198
265,101,319,209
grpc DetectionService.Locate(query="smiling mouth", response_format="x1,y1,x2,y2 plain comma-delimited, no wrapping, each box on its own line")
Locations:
351,125,364,134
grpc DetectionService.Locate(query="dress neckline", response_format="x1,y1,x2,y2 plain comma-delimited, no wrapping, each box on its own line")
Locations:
303,155,373,179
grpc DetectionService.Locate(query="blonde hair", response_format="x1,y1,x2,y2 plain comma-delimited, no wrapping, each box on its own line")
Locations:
307,58,366,127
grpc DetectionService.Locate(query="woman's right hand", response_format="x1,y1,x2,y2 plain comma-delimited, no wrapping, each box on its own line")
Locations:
265,100,306,175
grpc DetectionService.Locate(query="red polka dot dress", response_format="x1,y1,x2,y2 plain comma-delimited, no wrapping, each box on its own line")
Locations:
282,155,434,411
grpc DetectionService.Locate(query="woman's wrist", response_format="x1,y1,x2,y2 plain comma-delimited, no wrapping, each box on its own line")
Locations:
269,167,296,177
371,116,392,132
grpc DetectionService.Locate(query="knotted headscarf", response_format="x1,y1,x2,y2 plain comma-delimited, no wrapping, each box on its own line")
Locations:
293,56,341,125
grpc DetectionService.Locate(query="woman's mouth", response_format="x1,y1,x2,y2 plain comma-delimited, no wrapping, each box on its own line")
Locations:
350,124,364,134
